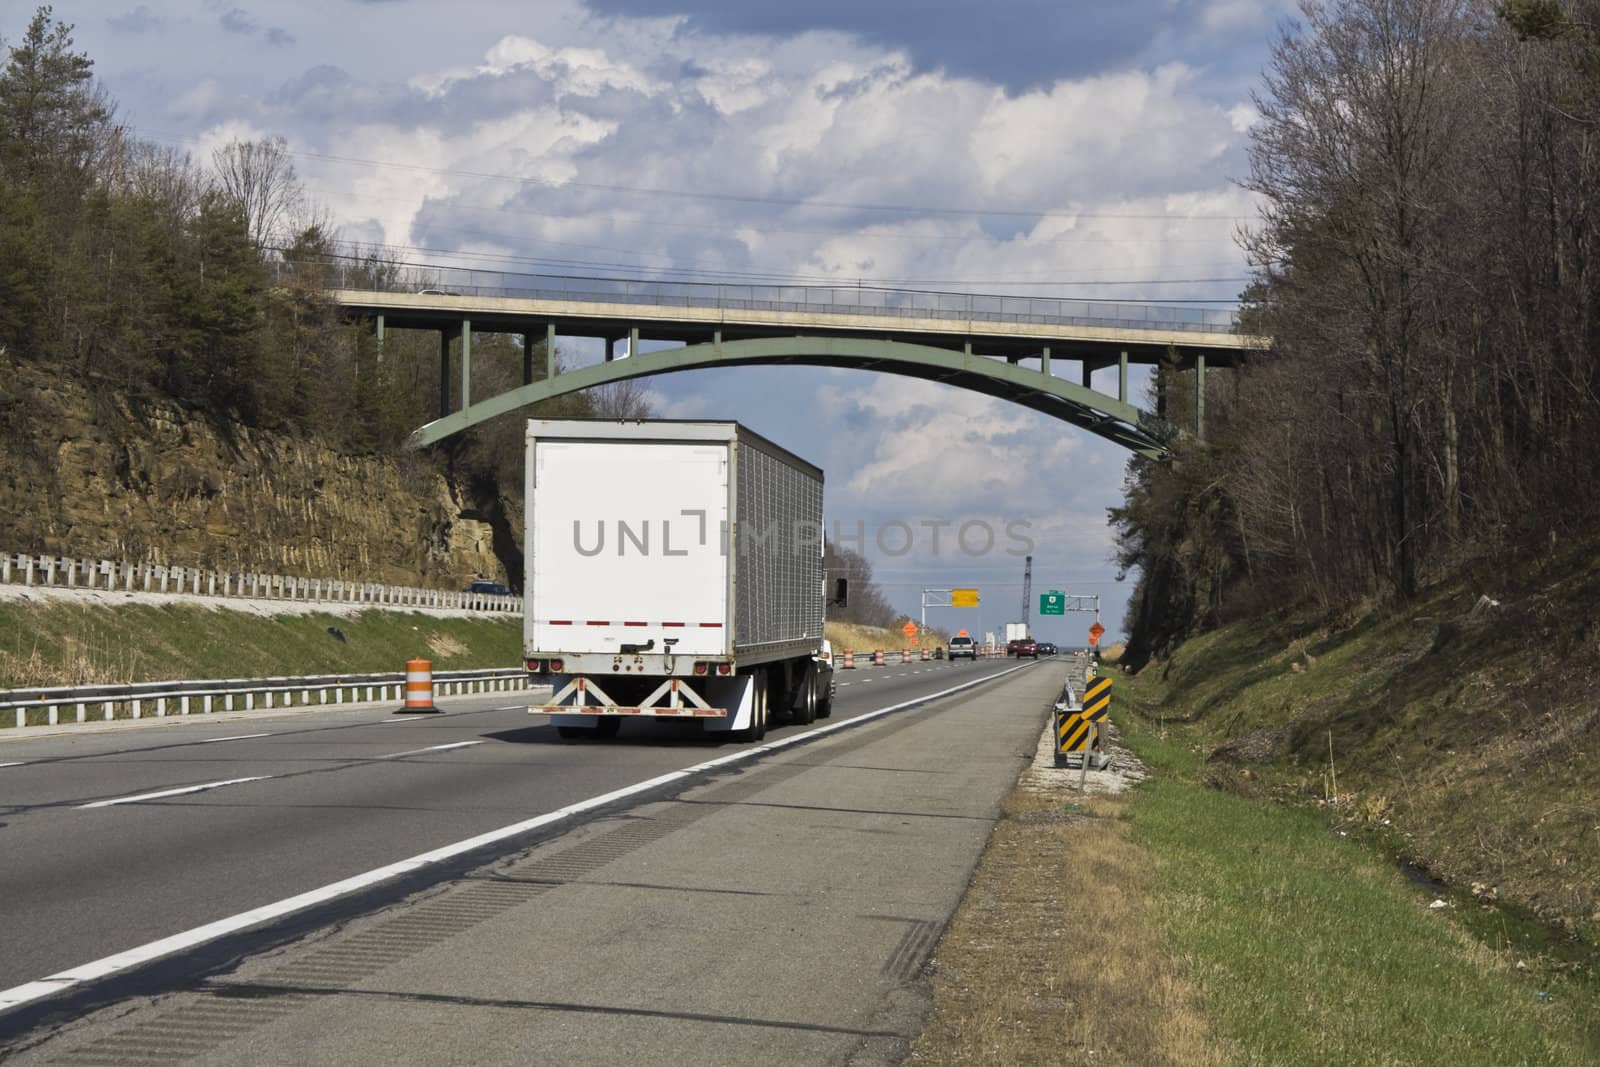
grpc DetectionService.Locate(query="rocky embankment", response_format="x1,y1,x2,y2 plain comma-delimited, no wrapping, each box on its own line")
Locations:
0,357,516,588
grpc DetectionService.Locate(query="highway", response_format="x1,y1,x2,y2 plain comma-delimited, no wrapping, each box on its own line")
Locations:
0,656,1036,1053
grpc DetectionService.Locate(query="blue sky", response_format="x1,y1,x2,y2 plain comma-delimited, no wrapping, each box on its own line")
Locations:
24,0,1289,643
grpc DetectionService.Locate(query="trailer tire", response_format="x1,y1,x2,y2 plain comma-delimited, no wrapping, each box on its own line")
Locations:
792,670,817,726
555,725,592,740
816,683,833,720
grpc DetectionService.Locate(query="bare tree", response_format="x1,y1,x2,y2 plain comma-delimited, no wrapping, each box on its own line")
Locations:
588,378,656,419
211,136,302,249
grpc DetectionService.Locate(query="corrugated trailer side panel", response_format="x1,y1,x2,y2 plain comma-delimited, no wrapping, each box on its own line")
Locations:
733,432,824,654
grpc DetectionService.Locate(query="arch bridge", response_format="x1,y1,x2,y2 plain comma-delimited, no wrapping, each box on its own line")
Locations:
312,265,1262,458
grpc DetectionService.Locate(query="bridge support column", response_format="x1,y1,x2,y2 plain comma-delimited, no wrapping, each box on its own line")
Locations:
1081,360,1092,389
461,318,472,408
375,314,385,365
546,323,556,380
438,329,450,419
1195,353,1206,442
1119,351,1128,404
522,330,534,386
1041,346,1051,377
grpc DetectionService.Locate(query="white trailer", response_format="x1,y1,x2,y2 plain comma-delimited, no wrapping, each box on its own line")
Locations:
523,419,838,741
1004,621,1030,644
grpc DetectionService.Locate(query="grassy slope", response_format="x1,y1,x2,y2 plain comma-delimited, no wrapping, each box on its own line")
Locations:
1105,545,1600,1059
0,599,522,690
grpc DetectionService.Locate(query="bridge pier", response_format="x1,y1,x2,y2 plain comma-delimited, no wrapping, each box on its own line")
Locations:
1041,346,1051,376
1119,350,1128,404
1195,353,1206,442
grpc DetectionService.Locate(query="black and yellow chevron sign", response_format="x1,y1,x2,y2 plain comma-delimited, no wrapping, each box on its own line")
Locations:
1057,711,1093,752
1083,675,1112,722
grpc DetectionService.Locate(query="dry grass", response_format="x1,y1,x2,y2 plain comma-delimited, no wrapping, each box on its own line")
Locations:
425,632,470,659
908,784,1222,1066
825,621,947,653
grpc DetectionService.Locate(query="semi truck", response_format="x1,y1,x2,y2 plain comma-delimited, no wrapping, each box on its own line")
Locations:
1004,621,1030,644
522,419,841,741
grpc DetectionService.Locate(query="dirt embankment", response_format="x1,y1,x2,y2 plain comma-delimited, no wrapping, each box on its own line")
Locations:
825,621,950,653
0,358,515,588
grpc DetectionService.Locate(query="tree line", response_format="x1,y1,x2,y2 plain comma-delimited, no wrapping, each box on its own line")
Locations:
0,7,652,457
1113,0,1600,668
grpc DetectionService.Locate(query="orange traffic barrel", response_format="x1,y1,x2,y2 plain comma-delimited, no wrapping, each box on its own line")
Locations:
921,648,930,661
901,649,911,664
874,649,885,666
842,649,856,669
397,658,441,714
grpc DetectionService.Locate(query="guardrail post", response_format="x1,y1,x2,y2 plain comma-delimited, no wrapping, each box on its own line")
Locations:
208,571,217,595
1,553,10,583
99,560,113,589
46,702,58,725
141,565,152,592
102,700,113,721
75,701,85,723
181,695,190,714
42,555,56,585
64,558,77,588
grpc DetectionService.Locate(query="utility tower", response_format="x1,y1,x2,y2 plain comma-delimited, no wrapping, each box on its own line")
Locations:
1020,554,1033,626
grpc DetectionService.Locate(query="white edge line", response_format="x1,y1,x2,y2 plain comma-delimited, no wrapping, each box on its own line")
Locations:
192,733,272,745
0,761,24,768
78,777,274,810
0,661,1032,1014
378,741,484,759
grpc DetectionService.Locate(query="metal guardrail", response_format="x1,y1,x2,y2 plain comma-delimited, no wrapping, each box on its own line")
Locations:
281,261,1242,335
1,668,532,729
1,551,519,613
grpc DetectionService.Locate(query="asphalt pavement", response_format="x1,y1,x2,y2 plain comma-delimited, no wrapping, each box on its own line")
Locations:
0,655,1042,1060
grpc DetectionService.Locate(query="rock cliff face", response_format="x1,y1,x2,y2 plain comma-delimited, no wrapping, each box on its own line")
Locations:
0,357,518,588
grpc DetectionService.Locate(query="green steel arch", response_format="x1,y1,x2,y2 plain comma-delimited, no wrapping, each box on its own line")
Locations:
408,335,1170,456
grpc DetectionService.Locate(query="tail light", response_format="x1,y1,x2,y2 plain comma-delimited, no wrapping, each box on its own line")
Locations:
550,658,564,672
526,659,542,673
717,663,732,675
693,662,708,675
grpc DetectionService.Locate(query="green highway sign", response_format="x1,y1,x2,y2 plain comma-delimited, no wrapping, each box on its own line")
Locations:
1040,590,1066,616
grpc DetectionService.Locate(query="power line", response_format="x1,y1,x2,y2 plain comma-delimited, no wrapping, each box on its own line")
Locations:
144,129,1254,224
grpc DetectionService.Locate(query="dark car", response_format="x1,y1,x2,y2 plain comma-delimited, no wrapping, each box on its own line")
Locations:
1012,637,1039,659
466,580,511,595
1037,641,1057,655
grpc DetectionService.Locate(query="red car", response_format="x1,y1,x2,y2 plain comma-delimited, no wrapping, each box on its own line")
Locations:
1012,637,1038,659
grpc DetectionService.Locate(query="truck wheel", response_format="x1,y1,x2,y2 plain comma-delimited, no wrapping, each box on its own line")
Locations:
793,671,817,726
594,716,622,738
816,680,834,720
556,725,593,740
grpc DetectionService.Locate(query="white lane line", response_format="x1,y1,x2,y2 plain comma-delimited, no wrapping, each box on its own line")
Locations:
191,733,272,745
380,718,421,725
78,777,274,810
0,662,1031,1015
378,741,484,759
0,761,24,769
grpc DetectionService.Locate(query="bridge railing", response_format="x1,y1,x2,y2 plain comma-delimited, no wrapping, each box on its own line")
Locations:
276,261,1241,335
0,668,533,730
0,551,520,614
